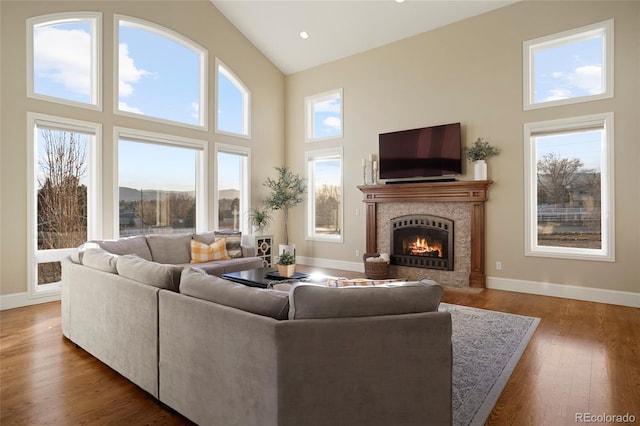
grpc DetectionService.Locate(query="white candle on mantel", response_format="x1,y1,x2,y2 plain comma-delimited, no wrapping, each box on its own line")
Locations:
373,160,377,169
361,158,366,166
369,154,373,162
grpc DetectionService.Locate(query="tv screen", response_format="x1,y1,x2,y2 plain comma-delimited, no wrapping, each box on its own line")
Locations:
378,122,462,180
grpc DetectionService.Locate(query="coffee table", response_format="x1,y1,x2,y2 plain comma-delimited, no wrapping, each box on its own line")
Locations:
221,267,310,289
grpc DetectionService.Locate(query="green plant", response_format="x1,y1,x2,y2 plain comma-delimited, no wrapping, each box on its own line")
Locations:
247,207,272,233
464,138,500,162
277,250,296,265
263,166,306,244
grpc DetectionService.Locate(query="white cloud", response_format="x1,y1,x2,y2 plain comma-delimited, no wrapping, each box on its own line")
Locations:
118,43,151,98
569,65,602,94
118,101,143,114
191,102,200,121
545,64,602,101
33,26,92,96
322,116,341,130
314,98,341,113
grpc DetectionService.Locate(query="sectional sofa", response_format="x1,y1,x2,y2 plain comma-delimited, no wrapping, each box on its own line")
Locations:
61,234,453,426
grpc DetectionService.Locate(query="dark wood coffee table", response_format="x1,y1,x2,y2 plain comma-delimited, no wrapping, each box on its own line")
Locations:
221,267,310,288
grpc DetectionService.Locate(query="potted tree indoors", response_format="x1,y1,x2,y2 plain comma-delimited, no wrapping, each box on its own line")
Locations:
263,166,306,256
464,138,500,180
276,250,296,278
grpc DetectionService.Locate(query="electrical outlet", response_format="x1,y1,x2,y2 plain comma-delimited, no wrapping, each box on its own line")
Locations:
496,261,502,271
355,208,359,216
355,249,360,257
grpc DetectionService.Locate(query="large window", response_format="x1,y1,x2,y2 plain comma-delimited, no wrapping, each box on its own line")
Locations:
523,20,613,110
215,144,250,232
524,113,614,261
28,113,101,294
306,148,343,242
216,59,251,137
116,16,207,128
115,128,207,237
305,89,343,142
28,13,101,109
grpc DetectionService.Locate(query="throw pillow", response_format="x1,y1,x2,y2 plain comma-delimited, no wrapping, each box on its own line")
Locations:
190,238,230,263
213,230,242,258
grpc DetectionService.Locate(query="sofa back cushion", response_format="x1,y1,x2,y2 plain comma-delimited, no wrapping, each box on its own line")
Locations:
81,248,119,273
145,233,192,264
288,279,444,320
116,255,182,292
180,267,289,320
91,235,152,261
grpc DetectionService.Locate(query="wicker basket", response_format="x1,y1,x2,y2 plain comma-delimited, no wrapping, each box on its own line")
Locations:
363,253,390,280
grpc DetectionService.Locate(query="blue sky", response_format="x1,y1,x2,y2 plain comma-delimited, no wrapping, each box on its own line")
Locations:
33,18,245,192
536,129,602,172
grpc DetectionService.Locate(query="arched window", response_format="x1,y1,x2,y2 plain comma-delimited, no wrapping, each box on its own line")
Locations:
28,12,101,109
216,59,251,137
116,16,207,128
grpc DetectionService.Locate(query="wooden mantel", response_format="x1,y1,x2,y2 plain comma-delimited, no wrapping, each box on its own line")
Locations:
358,180,493,288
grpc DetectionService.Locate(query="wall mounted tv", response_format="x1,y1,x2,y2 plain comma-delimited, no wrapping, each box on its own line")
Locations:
378,122,462,181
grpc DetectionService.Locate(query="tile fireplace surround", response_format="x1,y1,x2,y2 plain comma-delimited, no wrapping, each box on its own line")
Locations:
358,180,492,288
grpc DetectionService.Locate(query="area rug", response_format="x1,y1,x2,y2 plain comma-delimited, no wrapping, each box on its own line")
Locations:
439,303,540,426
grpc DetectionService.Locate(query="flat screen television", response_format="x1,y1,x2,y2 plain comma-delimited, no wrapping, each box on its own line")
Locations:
378,122,462,181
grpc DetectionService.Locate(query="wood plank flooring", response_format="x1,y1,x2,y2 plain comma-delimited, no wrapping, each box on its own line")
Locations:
1,266,639,425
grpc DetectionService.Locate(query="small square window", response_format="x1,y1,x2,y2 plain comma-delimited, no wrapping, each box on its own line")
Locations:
305,89,343,142
523,20,613,110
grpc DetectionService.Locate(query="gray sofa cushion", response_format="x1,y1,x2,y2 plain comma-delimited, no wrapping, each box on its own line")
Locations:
146,233,193,264
116,255,182,292
91,235,152,261
288,279,444,320
180,267,290,320
81,248,118,273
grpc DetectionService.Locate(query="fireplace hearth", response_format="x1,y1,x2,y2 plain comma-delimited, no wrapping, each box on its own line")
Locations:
390,215,454,271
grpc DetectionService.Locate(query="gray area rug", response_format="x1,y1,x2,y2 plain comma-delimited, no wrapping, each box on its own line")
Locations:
439,303,540,426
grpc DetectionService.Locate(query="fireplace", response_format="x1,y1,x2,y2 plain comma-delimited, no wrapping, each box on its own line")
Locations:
390,215,454,271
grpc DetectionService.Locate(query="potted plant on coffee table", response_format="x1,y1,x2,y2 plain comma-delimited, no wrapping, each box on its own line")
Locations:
263,166,306,255
276,250,296,278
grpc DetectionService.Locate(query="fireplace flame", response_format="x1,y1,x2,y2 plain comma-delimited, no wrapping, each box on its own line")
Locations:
407,237,443,257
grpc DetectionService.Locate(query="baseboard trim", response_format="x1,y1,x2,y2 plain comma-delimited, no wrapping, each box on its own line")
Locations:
487,277,640,308
0,291,61,311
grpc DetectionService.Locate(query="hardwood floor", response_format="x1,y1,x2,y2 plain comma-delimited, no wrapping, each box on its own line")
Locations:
1,266,639,425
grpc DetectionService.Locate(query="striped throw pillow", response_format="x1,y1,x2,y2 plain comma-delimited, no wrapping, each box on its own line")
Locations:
190,238,230,263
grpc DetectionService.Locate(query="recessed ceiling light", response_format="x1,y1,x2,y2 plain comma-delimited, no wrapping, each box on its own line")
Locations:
299,31,310,40
395,0,405,3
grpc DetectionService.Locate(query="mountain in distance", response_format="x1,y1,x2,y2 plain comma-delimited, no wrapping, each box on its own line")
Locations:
119,187,239,202
219,188,240,201
119,187,196,202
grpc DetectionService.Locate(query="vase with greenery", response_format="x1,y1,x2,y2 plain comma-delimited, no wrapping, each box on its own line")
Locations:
464,138,500,180
263,166,306,246
277,250,296,277
247,206,272,235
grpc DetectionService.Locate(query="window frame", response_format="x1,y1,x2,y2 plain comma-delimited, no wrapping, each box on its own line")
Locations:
305,89,343,143
214,143,252,233
27,112,102,297
523,113,615,261
215,58,251,139
305,147,344,243
523,19,614,111
114,15,208,130
27,12,102,111
112,127,208,237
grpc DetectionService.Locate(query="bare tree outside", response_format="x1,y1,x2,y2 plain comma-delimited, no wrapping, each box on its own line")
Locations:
314,184,341,235
37,129,88,283
536,153,601,249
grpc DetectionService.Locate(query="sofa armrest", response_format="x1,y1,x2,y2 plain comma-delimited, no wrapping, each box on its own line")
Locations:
241,244,255,257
